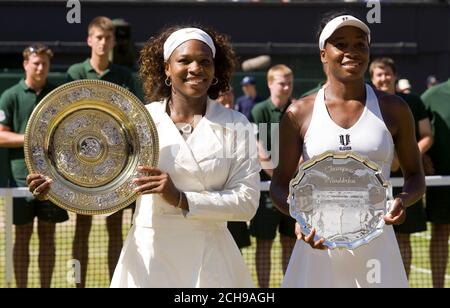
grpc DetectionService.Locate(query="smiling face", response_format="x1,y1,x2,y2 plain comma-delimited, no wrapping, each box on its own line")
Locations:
165,40,215,99
371,65,396,94
321,26,369,82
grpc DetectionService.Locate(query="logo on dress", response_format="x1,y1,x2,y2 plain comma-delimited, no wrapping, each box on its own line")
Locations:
339,134,352,151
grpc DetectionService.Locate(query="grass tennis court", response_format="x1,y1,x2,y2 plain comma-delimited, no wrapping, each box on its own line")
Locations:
1,197,450,288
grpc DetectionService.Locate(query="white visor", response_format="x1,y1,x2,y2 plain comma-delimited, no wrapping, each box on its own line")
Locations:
319,15,371,50
163,27,216,61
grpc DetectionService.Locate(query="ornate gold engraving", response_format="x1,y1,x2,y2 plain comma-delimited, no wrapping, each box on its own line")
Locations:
24,80,159,215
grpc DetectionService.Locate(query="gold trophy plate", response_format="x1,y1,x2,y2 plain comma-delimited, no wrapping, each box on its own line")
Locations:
24,80,159,215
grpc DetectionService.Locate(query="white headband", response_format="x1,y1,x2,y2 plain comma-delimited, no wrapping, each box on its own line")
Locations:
319,15,371,50
163,27,216,61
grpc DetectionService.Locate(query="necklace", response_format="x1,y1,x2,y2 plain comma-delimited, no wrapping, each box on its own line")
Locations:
169,100,195,136
176,122,194,136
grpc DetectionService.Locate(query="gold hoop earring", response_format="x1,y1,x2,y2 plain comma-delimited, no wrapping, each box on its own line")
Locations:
165,77,172,87
211,77,218,86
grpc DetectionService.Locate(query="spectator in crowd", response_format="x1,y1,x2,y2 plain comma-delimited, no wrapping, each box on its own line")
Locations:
370,57,433,278
426,75,438,89
271,12,424,288
234,76,262,120
66,16,137,287
0,44,69,288
421,75,450,288
216,86,235,109
397,79,412,94
250,64,296,288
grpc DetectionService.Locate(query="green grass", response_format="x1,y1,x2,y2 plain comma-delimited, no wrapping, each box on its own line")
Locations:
241,236,285,288
1,197,450,288
408,227,450,288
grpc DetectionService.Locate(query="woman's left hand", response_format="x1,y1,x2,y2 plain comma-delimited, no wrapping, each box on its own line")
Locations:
132,166,180,206
383,198,406,225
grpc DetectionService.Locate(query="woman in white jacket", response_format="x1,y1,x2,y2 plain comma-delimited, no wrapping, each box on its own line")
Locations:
27,26,261,287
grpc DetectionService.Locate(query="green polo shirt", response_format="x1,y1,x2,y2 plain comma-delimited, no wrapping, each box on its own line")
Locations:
251,98,290,181
67,58,136,93
421,79,450,174
0,79,56,186
392,92,428,178
396,92,428,141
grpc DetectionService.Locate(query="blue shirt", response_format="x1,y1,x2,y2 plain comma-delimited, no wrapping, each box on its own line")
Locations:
234,94,263,120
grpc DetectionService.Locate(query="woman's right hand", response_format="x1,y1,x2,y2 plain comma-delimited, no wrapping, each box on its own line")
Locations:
26,174,53,201
295,223,328,250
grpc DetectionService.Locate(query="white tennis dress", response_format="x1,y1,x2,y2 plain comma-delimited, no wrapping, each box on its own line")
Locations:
110,99,260,288
282,84,408,288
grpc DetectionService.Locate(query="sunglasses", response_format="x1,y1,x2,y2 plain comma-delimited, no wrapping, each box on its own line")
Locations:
24,44,53,59
26,45,50,54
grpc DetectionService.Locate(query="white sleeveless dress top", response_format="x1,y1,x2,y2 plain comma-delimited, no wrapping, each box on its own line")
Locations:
303,84,393,178
282,84,408,288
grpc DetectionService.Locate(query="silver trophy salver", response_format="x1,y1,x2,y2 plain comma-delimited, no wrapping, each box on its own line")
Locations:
289,151,392,250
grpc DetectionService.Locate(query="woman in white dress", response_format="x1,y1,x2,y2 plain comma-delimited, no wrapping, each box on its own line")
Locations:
270,12,425,288
27,26,260,287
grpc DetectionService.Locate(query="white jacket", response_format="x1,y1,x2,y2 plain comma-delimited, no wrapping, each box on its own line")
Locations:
111,99,260,288
133,98,261,227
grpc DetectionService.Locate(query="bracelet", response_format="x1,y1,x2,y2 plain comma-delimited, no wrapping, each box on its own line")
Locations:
175,191,183,209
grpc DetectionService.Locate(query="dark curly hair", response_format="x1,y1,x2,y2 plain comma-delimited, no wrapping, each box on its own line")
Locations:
139,24,237,102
